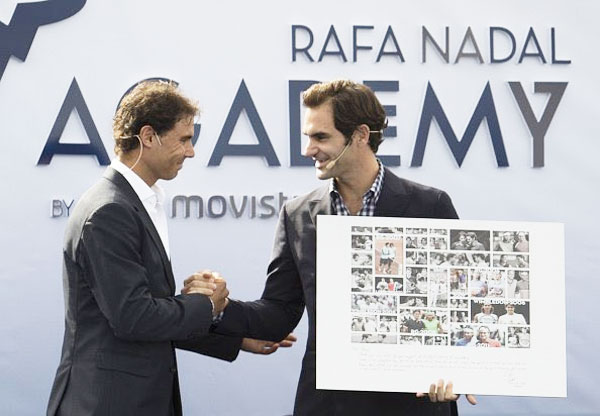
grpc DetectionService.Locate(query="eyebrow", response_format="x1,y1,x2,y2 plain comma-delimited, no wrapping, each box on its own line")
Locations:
303,130,329,139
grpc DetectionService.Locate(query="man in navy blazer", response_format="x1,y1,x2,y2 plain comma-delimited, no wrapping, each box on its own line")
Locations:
47,81,243,416
189,80,476,415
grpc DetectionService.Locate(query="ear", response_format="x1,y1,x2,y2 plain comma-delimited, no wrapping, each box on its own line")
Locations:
353,124,371,146
139,125,157,148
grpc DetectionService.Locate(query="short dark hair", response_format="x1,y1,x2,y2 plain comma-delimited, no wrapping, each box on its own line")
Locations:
302,80,387,152
113,81,199,154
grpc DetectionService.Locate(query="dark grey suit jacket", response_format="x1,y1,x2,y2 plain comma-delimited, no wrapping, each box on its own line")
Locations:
47,168,241,416
217,168,459,416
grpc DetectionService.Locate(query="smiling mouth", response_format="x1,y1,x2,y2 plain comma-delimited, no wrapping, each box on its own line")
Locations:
314,159,330,169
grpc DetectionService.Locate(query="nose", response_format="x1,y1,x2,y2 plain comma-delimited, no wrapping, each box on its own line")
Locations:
185,140,195,158
303,138,317,158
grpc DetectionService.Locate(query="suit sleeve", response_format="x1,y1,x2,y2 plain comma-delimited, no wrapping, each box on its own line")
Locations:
213,204,305,342
435,191,459,219
175,334,242,362
79,203,214,342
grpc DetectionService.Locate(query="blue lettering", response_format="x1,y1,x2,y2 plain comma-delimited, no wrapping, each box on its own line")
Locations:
412,82,508,167
208,79,280,166
37,78,109,165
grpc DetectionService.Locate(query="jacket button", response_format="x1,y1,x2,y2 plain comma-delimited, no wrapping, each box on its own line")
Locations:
170,367,177,373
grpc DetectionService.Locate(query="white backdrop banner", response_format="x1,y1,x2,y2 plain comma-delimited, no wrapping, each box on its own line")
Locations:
0,0,597,415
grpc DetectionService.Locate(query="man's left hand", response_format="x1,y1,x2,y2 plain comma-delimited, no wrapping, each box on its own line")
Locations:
416,380,477,405
241,333,297,355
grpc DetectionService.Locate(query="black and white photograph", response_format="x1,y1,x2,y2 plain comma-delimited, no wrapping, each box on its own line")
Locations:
429,228,448,236
351,268,373,292
398,296,427,308
375,226,403,234
398,335,423,345
493,253,529,268
428,268,448,307
450,310,469,324
351,252,373,267
351,333,397,344
351,226,373,234
351,315,378,332
466,253,490,267
406,250,428,265
351,234,373,251
450,230,491,251
406,227,428,235
429,236,449,250
506,326,531,348
431,252,450,266
486,269,506,297
450,298,469,309
351,294,397,314
506,269,530,299
378,315,398,333
424,335,448,346
405,267,428,294
493,231,530,253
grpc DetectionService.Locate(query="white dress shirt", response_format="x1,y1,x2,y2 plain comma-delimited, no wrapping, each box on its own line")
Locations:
110,159,170,258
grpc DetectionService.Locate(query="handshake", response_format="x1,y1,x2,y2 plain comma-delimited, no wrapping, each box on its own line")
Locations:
182,270,229,318
181,270,297,355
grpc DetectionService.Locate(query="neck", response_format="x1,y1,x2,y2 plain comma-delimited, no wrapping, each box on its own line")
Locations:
335,154,379,204
118,153,157,187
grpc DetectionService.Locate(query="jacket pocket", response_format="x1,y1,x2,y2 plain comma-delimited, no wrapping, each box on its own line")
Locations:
96,349,152,377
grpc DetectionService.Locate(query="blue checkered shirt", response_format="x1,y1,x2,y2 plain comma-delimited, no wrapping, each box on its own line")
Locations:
330,161,385,216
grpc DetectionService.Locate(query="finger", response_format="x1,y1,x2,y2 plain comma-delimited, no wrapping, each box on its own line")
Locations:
416,392,427,399
278,340,294,348
428,383,437,402
466,394,478,405
187,280,217,290
184,272,214,286
444,381,458,401
285,333,298,342
436,379,445,402
186,288,214,296
260,342,279,354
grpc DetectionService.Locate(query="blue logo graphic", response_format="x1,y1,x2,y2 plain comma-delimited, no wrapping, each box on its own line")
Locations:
0,0,86,82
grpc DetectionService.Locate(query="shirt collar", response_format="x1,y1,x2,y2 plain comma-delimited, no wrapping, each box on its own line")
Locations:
329,159,385,202
110,159,165,208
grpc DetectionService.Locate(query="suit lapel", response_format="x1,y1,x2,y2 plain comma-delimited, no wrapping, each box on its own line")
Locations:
374,168,411,218
308,185,332,226
104,168,176,294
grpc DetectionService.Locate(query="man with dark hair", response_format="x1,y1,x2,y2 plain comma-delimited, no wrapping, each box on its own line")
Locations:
185,79,475,415
47,81,281,416
466,232,485,251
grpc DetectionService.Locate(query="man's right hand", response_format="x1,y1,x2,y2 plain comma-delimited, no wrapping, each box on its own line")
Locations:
182,271,229,317
182,270,216,296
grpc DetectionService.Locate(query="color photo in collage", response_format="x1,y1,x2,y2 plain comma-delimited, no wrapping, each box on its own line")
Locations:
349,227,531,348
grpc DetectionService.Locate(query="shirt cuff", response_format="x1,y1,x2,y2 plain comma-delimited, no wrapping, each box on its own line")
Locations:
209,298,224,323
